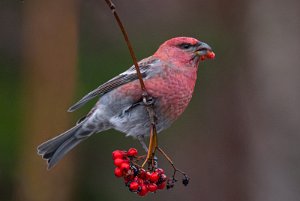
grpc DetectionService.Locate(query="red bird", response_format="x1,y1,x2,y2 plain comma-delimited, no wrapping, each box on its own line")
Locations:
37,37,215,169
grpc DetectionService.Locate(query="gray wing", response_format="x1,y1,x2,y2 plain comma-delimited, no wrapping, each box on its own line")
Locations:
68,57,159,112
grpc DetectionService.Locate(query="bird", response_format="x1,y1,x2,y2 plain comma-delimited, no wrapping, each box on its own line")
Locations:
37,37,215,169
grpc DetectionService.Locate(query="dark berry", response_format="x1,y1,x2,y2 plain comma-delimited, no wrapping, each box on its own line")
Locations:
157,181,166,190
166,183,174,189
161,173,167,179
182,176,190,186
158,173,167,183
166,179,176,189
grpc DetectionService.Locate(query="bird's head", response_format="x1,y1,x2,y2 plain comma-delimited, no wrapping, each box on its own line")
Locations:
154,37,215,67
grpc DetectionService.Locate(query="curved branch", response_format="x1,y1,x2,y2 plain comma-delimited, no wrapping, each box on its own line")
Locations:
104,0,147,93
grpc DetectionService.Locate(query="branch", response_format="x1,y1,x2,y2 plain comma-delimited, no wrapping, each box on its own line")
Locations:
104,0,147,93
104,0,158,167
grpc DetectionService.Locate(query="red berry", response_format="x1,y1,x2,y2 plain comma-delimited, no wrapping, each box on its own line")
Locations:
145,171,152,180
124,177,131,184
114,167,123,177
127,148,138,157
155,168,164,174
139,169,147,179
157,181,166,190
159,174,167,182
149,172,159,183
120,162,130,171
124,172,134,181
147,183,158,192
133,176,139,182
137,178,144,185
207,51,215,59
138,185,148,196
113,158,124,167
129,181,139,191
112,150,123,160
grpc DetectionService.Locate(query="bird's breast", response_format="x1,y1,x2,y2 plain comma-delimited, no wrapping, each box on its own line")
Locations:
146,68,197,120
104,67,197,137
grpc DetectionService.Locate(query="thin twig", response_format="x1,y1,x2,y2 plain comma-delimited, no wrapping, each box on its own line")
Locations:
104,0,146,92
156,146,190,188
157,147,187,176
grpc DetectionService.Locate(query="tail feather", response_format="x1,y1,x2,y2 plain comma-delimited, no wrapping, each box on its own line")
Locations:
46,137,83,169
37,125,81,156
37,123,93,169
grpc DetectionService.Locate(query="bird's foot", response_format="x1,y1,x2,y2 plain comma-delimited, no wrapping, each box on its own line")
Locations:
141,125,158,168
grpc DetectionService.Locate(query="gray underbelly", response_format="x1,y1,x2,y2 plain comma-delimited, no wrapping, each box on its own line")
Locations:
109,104,173,138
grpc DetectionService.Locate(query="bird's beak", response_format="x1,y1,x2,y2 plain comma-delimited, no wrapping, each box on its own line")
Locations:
195,42,215,60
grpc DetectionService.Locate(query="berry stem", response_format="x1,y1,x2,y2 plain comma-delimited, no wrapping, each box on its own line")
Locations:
156,147,173,166
157,147,189,185
142,125,158,167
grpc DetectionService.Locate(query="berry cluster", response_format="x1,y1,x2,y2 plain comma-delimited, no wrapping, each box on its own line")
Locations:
112,148,167,196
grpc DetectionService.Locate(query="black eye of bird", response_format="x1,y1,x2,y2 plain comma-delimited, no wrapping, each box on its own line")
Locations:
178,43,193,50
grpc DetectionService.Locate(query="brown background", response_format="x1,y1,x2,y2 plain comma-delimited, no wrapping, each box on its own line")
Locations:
0,0,300,200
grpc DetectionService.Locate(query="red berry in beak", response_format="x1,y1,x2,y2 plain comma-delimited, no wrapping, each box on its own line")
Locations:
207,51,215,59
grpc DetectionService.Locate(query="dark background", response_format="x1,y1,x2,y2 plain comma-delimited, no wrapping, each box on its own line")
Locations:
1,0,300,200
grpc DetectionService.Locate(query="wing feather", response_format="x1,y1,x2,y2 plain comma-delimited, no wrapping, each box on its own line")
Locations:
68,58,158,112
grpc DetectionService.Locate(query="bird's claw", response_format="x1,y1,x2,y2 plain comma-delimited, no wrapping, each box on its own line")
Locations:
143,96,155,106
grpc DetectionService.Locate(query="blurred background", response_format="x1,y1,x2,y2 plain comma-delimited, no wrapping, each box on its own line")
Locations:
1,0,300,200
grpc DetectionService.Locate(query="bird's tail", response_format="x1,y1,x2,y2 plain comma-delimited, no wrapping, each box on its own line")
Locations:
37,122,93,169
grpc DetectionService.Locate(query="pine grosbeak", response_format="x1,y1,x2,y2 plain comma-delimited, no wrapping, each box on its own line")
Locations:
37,37,215,169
